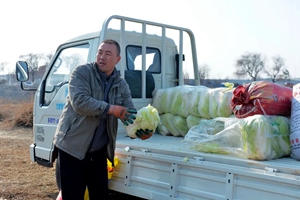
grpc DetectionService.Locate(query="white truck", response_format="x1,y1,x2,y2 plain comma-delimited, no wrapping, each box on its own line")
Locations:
16,15,300,200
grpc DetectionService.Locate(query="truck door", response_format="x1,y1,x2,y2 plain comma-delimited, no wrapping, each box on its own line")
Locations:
32,41,91,167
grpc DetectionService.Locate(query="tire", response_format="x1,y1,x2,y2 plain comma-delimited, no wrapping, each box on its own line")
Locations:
56,156,61,190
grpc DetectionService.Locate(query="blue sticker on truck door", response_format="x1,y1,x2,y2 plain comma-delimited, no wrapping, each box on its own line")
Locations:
48,118,59,124
56,103,65,110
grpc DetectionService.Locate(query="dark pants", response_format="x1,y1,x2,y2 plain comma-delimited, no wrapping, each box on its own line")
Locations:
58,146,108,200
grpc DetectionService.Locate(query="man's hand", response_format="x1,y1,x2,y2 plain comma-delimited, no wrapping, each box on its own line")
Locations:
108,105,137,126
136,129,154,140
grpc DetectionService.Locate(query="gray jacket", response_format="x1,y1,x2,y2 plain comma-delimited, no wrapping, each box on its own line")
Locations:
53,62,135,166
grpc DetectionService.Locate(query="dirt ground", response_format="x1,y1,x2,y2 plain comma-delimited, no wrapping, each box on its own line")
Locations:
0,125,58,200
0,123,144,200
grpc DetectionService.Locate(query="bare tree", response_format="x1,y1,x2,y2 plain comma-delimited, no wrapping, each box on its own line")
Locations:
7,68,17,85
19,53,43,83
63,53,86,72
264,56,285,83
31,52,55,80
0,62,9,85
234,67,247,79
42,52,54,67
198,64,210,80
183,71,189,84
282,68,290,81
235,53,265,81
0,62,8,74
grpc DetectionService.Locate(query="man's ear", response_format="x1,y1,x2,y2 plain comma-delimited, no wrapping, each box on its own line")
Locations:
116,56,121,65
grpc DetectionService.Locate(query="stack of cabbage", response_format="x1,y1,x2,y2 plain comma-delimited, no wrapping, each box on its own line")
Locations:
184,115,291,160
152,85,234,137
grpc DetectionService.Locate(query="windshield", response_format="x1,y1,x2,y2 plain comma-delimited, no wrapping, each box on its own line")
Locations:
43,44,89,106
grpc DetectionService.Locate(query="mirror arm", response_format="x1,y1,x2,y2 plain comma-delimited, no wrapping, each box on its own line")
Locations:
20,82,37,91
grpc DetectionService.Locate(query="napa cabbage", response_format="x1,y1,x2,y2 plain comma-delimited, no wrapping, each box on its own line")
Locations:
188,86,208,117
126,104,160,138
217,88,234,117
173,115,189,136
209,88,223,118
269,115,291,156
157,113,189,137
186,115,204,129
240,115,290,160
185,115,290,161
198,88,211,119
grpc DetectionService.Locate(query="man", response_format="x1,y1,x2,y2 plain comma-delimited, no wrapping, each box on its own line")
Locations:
53,39,151,200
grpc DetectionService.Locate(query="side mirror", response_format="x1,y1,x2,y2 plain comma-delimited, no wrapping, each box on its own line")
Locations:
16,61,29,82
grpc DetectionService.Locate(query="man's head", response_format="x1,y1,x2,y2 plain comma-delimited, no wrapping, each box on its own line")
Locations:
96,39,121,76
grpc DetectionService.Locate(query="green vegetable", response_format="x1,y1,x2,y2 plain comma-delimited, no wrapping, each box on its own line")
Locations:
191,119,225,135
158,113,181,136
209,88,222,119
157,113,189,137
217,88,234,117
194,143,229,154
198,88,211,119
222,82,234,88
269,116,291,156
186,115,290,161
125,104,160,138
152,88,173,114
188,86,208,117
240,115,290,160
186,115,204,129
173,115,189,136
183,157,189,162
170,87,183,116
177,86,195,118
152,85,234,119
157,123,170,136
160,88,173,114
151,89,164,114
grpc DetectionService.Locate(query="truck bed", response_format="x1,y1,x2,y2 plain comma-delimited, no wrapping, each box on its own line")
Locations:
109,130,300,200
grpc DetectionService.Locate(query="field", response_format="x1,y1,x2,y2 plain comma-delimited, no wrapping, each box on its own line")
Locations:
0,126,58,200
0,98,57,200
0,97,144,200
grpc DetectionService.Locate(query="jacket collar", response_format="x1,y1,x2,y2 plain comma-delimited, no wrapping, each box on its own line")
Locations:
93,62,121,84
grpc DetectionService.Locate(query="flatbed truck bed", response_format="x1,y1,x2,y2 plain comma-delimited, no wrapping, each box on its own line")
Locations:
109,130,300,200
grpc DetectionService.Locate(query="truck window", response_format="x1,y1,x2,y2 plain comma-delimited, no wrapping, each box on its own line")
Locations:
124,45,158,98
126,45,161,74
43,44,89,106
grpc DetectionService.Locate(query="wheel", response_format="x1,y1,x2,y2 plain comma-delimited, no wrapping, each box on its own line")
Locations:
55,156,61,190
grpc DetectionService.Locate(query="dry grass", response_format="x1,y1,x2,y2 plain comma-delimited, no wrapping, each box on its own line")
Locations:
0,99,33,129
0,99,57,199
0,125,58,200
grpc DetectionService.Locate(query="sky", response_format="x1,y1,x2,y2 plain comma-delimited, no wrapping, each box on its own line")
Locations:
0,0,299,79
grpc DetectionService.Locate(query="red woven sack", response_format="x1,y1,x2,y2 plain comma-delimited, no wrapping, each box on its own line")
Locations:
231,81,293,118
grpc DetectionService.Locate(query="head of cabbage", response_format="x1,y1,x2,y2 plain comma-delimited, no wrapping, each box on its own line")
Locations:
240,115,290,160
125,104,160,138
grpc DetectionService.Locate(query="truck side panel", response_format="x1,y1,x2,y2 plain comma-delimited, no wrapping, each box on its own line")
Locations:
108,132,300,200
109,148,300,200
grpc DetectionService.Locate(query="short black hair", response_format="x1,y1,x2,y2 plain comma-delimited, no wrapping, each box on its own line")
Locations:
102,39,121,56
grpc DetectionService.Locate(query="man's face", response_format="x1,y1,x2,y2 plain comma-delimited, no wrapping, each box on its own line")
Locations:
96,42,121,76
